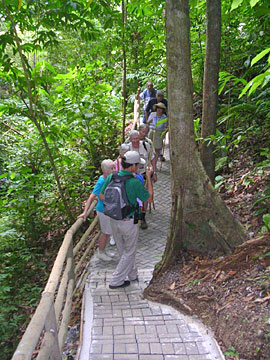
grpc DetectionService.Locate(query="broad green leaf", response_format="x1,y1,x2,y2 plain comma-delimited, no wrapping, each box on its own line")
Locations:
250,0,260,7
231,0,243,11
0,173,8,179
251,48,270,67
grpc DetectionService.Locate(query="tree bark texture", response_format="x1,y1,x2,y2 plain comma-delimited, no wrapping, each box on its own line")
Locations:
200,0,221,184
161,0,246,270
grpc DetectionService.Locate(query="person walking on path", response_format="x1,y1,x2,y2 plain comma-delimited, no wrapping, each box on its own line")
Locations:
145,90,168,162
100,151,151,289
126,130,156,230
114,143,130,172
147,102,168,171
135,81,157,123
145,90,168,122
77,159,115,261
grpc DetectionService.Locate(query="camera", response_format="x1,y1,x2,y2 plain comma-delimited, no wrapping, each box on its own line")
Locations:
134,210,142,224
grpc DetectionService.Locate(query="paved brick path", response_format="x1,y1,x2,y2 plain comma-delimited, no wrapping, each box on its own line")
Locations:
79,146,224,360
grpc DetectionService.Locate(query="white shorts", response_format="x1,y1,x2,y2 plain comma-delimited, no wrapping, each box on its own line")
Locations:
97,211,112,235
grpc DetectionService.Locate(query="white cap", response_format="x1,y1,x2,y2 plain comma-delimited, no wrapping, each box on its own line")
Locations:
123,151,145,165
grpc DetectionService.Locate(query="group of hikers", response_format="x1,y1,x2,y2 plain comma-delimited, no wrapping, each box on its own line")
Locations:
78,82,168,289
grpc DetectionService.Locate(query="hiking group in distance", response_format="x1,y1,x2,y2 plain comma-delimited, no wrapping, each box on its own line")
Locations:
78,81,168,289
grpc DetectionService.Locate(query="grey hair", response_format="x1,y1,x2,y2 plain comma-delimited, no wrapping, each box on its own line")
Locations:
129,130,139,138
119,143,130,154
101,159,114,172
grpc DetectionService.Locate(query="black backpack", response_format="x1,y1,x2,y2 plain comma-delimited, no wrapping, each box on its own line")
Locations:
103,173,138,220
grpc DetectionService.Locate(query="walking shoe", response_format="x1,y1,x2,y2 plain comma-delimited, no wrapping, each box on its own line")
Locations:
160,155,166,162
97,250,112,261
109,280,130,289
140,212,148,230
110,236,115,246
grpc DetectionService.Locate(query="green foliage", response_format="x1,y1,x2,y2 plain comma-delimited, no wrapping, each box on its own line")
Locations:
224,346,239,357
260,214,270,233
0,217,44,358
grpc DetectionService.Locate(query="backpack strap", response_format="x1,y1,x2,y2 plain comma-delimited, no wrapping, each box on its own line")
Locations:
143,141,148,152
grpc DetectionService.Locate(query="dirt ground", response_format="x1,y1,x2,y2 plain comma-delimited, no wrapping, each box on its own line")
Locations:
145,235,270,360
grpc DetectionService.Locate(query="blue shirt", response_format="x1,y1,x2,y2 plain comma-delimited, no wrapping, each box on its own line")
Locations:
92,175,105,213
140,89,157,110
148,113,167,131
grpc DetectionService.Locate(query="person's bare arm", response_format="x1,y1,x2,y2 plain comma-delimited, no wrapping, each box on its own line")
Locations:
77,192,97,221
135,86,141,100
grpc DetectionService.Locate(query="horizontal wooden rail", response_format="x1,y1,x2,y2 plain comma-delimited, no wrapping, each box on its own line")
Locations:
12,201,98,360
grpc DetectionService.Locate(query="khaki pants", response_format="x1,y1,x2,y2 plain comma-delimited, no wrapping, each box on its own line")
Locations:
109,218,139,287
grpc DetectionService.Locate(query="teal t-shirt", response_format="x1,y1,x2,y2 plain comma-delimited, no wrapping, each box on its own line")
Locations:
92,175,105,213
101,170,150,216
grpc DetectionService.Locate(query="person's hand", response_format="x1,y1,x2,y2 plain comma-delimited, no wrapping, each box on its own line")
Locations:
77,212,87,222
137,86,141,93
146,166,152,178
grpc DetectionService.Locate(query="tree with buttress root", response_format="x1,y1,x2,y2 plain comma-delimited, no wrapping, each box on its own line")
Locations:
154,0,246,274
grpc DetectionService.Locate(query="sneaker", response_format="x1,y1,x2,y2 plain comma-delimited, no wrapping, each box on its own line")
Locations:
140,218,148,230
110,236,115,246
109,280,130,289
140,212,148,230
160,155,166,162
97,251,112,261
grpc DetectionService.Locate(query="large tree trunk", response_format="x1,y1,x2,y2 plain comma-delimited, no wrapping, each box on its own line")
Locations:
200,0,221,184
159,0,246,272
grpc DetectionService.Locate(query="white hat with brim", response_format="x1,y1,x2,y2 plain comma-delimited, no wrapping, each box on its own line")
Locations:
123,151,145,165
154,102,166,111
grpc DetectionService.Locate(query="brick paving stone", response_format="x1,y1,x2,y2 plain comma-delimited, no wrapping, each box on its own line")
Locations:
164,356,188,360
102,344,113,354
150,342,163,354
173,343,187,355
145,325,157,335
166,324,179,333
187,355,212,360
185,342,199,355
103,326,113,335
114,334,136,342
80,146,224,360
124,325,135,334
138,343,150,354
136,335,159,343
90,355,113,360
90,343,102,354
126,343,138,353
196,343,209,355
157,324,168,335
122,309,133,317
162,343,175,355
114,343,126,354
114,355,139,360
113,325,124,335
139,356,164,360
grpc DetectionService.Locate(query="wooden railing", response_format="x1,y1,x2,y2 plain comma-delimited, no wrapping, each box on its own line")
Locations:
12,202,99,360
